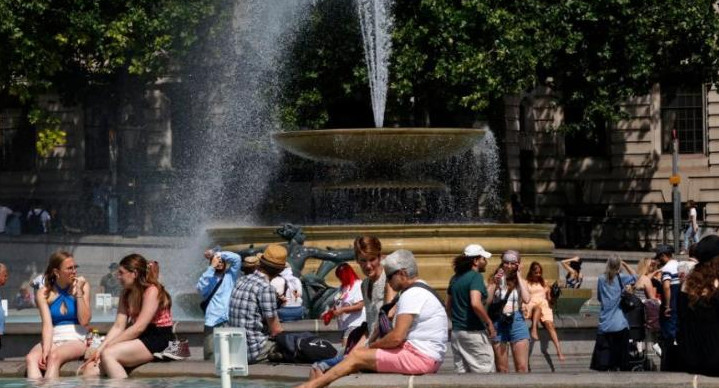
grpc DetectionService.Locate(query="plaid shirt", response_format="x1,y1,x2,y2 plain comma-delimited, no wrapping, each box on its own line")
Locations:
228,271,277,362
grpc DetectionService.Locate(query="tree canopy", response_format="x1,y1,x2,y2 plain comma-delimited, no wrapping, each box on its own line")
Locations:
280,0,719,132
0,0,222,155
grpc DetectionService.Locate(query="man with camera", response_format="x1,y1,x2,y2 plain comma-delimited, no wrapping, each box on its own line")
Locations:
197,246,242,360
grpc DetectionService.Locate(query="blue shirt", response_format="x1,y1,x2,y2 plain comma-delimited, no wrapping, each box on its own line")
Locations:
597,273,637,334
197,251,242,327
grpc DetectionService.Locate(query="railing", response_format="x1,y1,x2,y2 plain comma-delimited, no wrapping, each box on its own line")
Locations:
531,215,718,251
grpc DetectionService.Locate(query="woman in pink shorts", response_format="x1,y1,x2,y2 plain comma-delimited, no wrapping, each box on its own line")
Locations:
298,249,447,388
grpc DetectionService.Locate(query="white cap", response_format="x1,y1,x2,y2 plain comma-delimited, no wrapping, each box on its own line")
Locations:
464,244,492,259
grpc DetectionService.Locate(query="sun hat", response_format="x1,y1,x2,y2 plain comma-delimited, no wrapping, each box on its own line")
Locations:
243,254,260,268
501,250,520,263
260,244,288,270
464,244,492,259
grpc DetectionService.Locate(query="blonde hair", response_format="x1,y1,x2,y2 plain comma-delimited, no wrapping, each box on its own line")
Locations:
637,257,653,276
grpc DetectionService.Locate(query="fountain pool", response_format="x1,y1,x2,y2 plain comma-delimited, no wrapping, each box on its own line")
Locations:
0,378,291,388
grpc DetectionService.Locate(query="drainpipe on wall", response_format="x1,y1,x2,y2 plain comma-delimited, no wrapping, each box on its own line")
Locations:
671,129,681,252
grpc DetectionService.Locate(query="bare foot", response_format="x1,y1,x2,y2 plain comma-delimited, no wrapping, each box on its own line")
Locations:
530,328,539,340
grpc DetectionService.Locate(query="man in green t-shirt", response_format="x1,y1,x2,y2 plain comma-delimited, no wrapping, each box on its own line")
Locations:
446,244,496,373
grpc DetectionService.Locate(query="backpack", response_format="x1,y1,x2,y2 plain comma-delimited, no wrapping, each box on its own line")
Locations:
27,210,45,234
274,332,337,363
279,271,303,306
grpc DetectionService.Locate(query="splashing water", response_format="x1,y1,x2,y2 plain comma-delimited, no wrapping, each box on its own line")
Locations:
473,130,502,216
357,0,393,128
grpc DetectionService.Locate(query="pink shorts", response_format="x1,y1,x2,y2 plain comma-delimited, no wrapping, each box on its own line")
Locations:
375,341,442,375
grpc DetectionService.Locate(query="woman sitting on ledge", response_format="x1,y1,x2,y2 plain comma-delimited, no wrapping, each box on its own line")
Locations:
524,261,565,361
561,256,583,288
85,254,173,378
26,251,91,379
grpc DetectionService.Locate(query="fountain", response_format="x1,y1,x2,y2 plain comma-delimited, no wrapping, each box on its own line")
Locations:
206,1,558,308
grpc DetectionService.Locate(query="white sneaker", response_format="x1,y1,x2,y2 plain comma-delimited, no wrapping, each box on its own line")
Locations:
652,343,662,357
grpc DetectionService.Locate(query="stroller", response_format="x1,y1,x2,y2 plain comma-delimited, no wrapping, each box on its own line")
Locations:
625,299,658,371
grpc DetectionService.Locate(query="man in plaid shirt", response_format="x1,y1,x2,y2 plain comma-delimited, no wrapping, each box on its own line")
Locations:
229,245,286,363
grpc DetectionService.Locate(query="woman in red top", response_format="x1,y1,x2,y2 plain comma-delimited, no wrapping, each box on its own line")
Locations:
87,253,173,378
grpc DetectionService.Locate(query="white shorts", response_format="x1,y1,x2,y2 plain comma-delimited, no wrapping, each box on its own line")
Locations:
52,324,87,345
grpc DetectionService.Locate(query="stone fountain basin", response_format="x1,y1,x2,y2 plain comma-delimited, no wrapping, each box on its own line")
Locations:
272,127,485,165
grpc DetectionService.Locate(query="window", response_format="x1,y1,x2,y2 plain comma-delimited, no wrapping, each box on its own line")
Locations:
84,106,110,170
563,104,608,157
0,110,36,171
661,86,704,154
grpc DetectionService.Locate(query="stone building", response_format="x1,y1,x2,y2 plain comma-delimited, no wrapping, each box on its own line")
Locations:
503,84,717,249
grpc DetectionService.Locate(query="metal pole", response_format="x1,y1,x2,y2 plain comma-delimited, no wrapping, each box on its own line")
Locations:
671,129,681,253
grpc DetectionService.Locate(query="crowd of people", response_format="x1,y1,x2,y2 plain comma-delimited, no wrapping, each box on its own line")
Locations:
8,230,719,382
589,236,719,376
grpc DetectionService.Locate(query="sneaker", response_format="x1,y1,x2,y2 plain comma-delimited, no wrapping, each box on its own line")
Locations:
652,343,662,357
153,340,176,360
162,339,191,360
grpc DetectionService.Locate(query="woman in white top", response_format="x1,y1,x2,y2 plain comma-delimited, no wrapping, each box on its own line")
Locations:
486,250,531,373
683,200,699,253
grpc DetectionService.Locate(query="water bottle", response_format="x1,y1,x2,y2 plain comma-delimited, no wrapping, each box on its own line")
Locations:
87,329,102,358
497,268,506,288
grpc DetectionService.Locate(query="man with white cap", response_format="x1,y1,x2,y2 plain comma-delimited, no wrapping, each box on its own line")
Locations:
298,249,447,388
446,244,496,373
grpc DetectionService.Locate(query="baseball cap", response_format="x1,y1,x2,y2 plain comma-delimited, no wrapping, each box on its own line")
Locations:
464,244,492,259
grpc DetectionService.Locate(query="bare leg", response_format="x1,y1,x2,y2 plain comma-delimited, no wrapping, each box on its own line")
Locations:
296,347,377,388
25,343,45,379
308,366,324,381
530,306,541,340
492,342,509,373
542,321,565,361
45,340,86,378
100,339,153,378
511,339,529,373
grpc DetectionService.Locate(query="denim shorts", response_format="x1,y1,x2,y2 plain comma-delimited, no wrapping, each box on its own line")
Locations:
492,311,530,344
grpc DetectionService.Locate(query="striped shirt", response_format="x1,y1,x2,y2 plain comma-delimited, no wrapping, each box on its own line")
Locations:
661,259,680,286
228,272,277,362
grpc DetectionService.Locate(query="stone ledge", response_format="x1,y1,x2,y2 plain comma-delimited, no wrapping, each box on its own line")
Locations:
0,360,717,388
3,316,599,335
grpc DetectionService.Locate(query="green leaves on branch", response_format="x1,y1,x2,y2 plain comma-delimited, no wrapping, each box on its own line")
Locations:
28,108,64,158
280,0,719,132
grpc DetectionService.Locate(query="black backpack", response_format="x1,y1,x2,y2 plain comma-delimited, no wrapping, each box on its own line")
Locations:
27,210,44,234
275,332,337,363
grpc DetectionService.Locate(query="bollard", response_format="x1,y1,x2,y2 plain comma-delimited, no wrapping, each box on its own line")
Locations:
213,327,248,388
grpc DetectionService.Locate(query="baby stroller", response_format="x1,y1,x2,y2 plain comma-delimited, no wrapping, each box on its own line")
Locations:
625,300,656,371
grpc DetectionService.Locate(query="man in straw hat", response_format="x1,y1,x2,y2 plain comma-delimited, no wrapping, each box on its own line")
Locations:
229,244,287,363
197,246,243,360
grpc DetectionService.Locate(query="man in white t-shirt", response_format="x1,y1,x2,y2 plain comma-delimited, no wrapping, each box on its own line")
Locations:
299,249,447,388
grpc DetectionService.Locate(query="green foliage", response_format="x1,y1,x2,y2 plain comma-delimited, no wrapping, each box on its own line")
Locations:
280,0,719,132
28,108,64,157
279,0,369,130
0,0,220,100
0,0,221,155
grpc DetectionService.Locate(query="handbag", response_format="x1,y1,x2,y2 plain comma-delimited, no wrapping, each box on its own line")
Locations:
617,275,641,312
488,287,512,322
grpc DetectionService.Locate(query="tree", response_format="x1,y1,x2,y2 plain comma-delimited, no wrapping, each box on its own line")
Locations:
0,0,223,155
280,0,719,132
